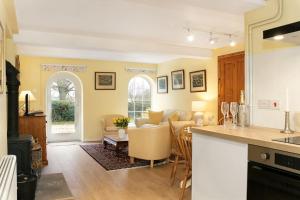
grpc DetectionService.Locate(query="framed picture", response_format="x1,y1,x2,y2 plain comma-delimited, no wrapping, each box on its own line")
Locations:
157,76,168,94
95,72,116,90
190,70,207,92
171,69,185,90
0,22,4,93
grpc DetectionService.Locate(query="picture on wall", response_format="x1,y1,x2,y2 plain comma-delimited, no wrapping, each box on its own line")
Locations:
171,69,185,90
157,76,168,94
0,22,4,93
95,72,116,90
189,70,207,92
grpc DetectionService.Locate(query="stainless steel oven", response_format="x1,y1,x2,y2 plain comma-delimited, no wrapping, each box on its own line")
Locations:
248,145,300,200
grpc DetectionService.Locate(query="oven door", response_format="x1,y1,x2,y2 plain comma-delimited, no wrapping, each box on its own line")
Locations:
248,161,300,200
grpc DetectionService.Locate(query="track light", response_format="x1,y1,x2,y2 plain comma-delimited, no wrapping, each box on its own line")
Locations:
186,28,194,42
209,32,215,44
229,34,236,47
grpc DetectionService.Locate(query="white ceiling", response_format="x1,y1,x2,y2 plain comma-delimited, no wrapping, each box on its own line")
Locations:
13,0,265,63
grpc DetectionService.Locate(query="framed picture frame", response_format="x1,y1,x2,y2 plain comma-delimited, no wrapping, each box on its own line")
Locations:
95,72,116,90
157,76,168,94
189,70,207,92
0,22,4,94
171,69,185,90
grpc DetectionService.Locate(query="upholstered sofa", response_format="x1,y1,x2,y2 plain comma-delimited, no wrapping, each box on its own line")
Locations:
127,125,171,168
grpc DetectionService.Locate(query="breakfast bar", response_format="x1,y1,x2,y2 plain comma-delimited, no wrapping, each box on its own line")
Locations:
191,126,300,200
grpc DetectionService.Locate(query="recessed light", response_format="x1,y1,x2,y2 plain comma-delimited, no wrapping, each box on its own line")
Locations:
274,35,284,40
209,39,215,45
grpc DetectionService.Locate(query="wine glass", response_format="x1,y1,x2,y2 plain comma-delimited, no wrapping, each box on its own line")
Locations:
221,102,229,127
230,102,238,128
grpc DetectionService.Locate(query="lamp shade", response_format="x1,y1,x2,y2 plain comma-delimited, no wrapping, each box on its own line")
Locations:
192,101,206,112
19,90,36,101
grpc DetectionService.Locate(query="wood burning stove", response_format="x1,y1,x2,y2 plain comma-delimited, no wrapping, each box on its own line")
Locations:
6,61,37,200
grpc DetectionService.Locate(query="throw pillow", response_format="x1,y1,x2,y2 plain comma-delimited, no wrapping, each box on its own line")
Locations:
148,111,164,125
168,112,179,122
179,111,193,121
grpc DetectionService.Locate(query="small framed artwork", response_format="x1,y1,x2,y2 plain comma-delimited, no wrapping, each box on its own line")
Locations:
171,69,185,90
157,76,168,94
189,70,207,92
95,72,116,90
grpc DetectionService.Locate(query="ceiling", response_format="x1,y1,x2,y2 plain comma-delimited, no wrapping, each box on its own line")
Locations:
13,0,265,63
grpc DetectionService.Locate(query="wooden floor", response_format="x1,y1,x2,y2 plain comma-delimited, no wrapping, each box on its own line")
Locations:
42,143,191,200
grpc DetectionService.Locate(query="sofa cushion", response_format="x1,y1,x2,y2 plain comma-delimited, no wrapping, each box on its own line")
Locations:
168,112,179,122
135,118,150,128
178,111,193,121
149,111,164,125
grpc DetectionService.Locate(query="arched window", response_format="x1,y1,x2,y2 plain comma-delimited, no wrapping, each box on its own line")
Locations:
128,76,151,121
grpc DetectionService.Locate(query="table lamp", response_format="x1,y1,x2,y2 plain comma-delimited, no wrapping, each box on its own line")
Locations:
19,90,36,116
192,101,206,126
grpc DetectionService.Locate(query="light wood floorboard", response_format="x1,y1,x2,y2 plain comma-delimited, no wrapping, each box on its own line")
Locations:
42,143,191,200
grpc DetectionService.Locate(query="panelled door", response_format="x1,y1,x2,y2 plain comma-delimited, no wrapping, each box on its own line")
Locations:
218,51,245,123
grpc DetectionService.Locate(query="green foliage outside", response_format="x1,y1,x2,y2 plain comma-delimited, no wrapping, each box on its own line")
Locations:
52,100,74,122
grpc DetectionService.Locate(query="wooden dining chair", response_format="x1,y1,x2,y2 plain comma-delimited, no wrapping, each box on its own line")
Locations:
178,125,192,200
168,119,183,186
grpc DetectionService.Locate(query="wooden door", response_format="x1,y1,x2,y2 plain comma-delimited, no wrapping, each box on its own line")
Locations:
218,51,245,123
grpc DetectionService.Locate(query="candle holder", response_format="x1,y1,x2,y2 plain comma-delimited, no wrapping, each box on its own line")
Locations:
280,111,294,134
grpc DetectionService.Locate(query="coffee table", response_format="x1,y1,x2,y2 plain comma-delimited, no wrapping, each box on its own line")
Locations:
103,135,128,155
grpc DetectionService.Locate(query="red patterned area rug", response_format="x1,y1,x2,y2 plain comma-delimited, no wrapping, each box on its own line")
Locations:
80,143,164,171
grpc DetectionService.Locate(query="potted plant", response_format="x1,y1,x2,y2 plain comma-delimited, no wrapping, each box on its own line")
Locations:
113,117,130,138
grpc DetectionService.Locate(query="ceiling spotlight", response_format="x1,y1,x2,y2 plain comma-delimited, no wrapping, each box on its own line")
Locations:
186,28,194,42
209,32,215,44
229,34,236,47
273,35,284,40
187,34,194,42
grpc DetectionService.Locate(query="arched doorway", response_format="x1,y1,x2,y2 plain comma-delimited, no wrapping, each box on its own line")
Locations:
46,72,83,142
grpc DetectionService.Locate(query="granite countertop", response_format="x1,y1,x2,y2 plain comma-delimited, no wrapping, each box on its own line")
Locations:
191,125,300,154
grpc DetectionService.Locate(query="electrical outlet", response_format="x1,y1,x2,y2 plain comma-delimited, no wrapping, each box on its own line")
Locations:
257,100,280,110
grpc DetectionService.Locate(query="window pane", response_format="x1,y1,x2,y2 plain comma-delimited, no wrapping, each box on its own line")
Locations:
128,76,152,121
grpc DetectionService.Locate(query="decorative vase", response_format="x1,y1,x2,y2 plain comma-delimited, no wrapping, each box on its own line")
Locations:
118,128,126,138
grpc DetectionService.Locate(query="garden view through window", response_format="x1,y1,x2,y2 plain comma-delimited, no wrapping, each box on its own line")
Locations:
128,77,151,122
51,79,76,134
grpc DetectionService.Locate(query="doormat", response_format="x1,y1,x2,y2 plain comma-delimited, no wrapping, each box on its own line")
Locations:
35,173,74,200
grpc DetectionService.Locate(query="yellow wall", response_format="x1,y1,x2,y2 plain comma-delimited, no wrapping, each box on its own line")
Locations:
0,0,18,157
156,44,244,124
19,56,157,141
245,0,300,128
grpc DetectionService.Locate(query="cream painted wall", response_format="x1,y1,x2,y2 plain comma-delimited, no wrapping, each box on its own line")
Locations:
0,0,18,157
246,0,300,129
155,44,244,124
19,56,157,141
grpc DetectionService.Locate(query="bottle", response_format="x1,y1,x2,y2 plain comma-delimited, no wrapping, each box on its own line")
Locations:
238,90,248,127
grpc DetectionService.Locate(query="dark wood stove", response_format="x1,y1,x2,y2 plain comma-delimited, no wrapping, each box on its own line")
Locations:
6,61,33,175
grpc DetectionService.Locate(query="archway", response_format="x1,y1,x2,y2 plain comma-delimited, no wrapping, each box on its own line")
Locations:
46,72,83,142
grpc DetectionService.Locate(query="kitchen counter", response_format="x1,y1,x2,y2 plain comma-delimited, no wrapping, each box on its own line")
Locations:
191,125,300,154
191,125,300,200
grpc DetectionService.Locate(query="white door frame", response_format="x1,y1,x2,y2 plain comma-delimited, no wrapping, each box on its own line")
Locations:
46,71,83,142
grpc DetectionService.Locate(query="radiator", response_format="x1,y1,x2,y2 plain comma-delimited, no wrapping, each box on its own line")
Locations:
0,155,17,200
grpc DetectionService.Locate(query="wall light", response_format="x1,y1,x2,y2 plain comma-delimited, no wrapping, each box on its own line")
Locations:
209,32,215,44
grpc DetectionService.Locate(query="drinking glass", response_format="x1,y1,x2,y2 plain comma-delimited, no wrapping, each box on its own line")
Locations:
230,102,238,128
221,102,229,127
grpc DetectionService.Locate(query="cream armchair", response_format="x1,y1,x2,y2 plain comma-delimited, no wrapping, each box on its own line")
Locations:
100,114,124,140
128,125,171,168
